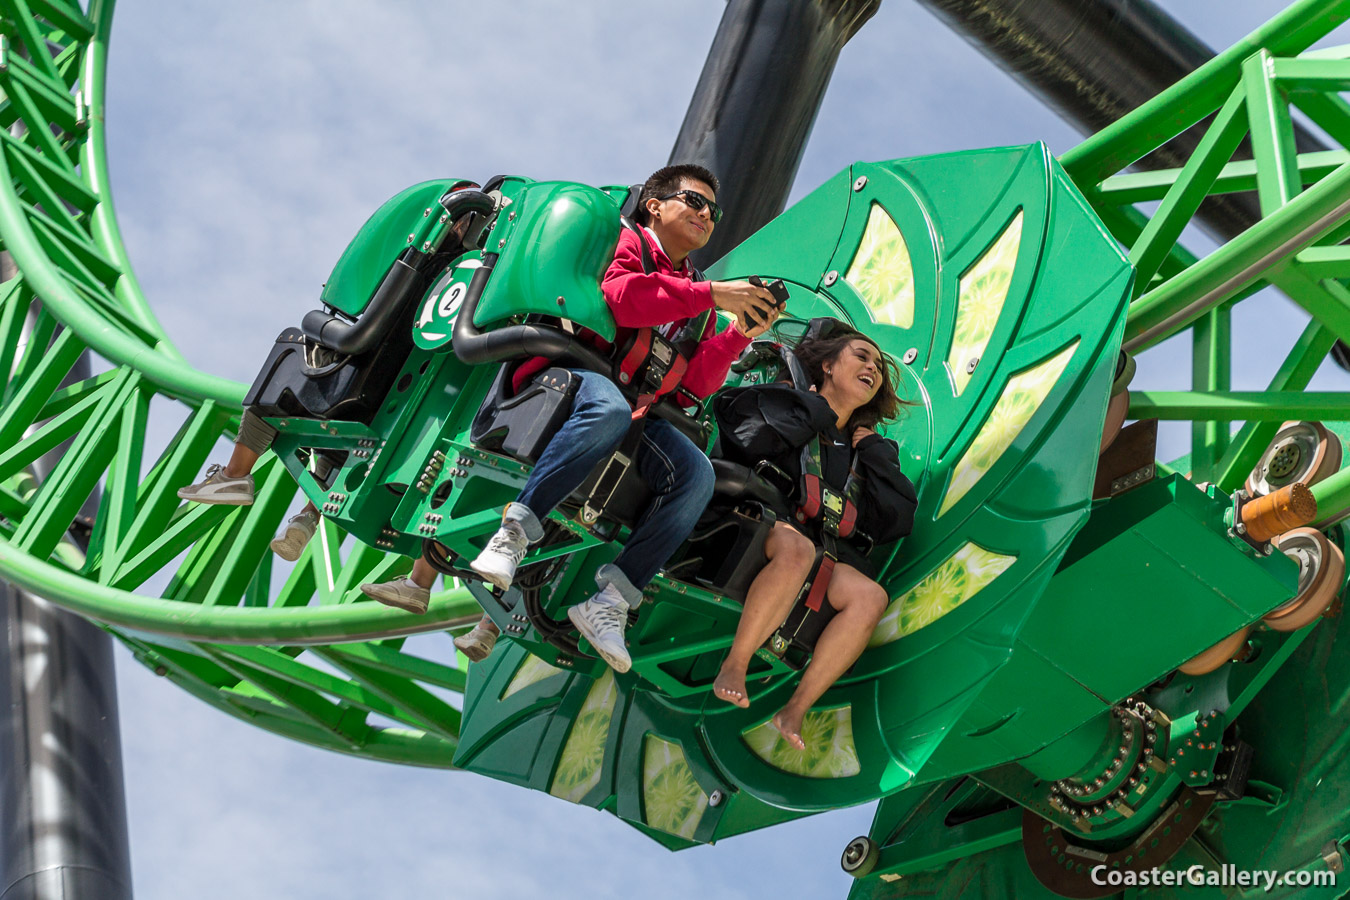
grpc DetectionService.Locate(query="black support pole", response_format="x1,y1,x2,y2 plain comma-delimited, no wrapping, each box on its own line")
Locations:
671,0,880,266
914,0,1327,240
0,257,133,900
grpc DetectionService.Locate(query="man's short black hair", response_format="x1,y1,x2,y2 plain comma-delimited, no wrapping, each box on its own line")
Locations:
635,163,720,224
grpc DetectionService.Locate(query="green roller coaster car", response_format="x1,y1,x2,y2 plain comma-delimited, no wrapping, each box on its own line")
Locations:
251,145,1302,862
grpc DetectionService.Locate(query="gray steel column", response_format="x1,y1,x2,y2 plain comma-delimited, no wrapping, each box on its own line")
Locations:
0,253,133,900
672,0,880,265
914,0,1327,240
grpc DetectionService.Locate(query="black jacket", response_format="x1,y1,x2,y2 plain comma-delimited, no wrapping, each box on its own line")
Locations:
714,383,917,572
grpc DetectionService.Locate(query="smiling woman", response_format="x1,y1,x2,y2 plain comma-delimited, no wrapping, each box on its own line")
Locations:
709,322,916,747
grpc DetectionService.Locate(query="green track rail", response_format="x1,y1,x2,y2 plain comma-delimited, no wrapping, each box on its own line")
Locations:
0,0,480,767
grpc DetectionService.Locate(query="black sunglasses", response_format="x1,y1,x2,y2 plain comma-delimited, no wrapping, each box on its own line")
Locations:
658,190,724,223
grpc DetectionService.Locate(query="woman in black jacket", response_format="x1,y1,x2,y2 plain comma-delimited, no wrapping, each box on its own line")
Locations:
712,322,917,749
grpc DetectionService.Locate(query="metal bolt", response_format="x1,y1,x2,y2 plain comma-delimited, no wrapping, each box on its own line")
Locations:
903,348,918,364
852,176,868,192
498,238,506,248
709,790,724,807
823,270,838,286
407,234,415,243
966,357,979,374
1235,522,1247,535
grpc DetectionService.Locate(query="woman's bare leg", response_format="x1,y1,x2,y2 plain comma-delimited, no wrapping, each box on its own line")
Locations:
772,564,887,749
714,523,816,708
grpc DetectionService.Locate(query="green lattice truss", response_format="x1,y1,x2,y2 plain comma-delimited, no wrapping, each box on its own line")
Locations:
0,1,1349,895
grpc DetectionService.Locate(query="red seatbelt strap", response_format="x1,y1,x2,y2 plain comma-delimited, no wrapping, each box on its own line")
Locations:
804,553,837,612
618,328,653,387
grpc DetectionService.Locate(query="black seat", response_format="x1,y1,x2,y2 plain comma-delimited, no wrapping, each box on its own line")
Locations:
663,459,790,602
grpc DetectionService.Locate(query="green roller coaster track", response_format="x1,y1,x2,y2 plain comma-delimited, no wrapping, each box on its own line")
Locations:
4,1,1350,895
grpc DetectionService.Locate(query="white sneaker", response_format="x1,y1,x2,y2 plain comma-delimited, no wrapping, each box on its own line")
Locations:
360,577,430,615
177,463,254,505
270,509,319,561
469,520,529,590
567,586,631,673
453,620,499,662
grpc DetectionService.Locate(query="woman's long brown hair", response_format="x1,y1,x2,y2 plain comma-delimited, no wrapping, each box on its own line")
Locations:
793,325,908,433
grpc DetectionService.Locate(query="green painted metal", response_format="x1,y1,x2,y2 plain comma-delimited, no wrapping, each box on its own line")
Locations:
320,179,472,317
0,0,1349,894
440,144,1134,841
472,178,620,338
0,0,502,768
849,3,1350,896
1130,391,1350,419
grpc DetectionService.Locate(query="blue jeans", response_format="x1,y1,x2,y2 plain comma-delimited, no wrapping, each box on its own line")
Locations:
514,370,714,592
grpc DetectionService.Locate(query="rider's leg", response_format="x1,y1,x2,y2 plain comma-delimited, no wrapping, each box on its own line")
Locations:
569,418,715,674
359,555,442,615
177,409,274,505
470,370,632,589
713,523,815,708
454,614,501,662
772,564,887,750
607,418,715,589
512,371,633,523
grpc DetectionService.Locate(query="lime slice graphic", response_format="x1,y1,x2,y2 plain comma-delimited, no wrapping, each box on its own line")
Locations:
900,560,967,635
743,706,861,778
846,203,914,328
642,737,708,839
550,671,616,803
872,542,1018,645
501,655,564,700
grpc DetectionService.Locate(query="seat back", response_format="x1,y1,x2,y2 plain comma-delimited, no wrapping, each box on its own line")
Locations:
472,180,621,340
320,178,473,317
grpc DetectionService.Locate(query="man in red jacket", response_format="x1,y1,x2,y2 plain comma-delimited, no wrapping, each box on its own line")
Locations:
363,165,779,672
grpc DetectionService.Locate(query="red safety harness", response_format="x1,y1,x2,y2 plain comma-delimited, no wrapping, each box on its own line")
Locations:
577,222,709,524
794,435,863,612
611,221,709,419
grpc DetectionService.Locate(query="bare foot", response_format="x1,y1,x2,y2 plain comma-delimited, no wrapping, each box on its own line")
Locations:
712,667,751,709
771,709,805,750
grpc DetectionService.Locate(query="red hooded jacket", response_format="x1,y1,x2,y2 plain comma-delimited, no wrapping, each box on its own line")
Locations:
512,226,749,396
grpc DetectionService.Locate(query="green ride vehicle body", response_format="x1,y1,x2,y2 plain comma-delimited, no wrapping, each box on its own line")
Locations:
260,144,1297,853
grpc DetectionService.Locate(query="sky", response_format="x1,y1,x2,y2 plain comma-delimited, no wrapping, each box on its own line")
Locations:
86,2,1350,898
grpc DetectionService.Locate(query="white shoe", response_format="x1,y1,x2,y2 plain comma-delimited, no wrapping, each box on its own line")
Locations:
360,578,430,615
270,509,319,561
177,463,254,506
453,620,499,662
469,520,529,590
567,586,632,673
